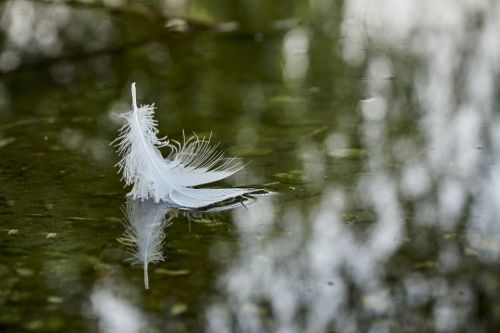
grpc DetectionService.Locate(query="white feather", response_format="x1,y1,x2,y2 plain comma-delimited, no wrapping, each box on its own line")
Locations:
122,199,172,289
113,83,260,208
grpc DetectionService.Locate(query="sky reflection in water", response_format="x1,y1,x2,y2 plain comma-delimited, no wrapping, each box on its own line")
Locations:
208,1,500,332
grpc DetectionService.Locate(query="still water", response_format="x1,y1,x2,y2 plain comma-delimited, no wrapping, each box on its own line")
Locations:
1,0,500,332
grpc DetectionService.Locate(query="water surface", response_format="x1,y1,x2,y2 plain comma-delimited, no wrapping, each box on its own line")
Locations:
1,1,500,332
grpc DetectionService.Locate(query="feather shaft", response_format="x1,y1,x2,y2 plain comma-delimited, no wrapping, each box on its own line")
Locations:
113,83,263,208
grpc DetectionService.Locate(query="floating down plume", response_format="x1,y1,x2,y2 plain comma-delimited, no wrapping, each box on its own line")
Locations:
113,83,259,208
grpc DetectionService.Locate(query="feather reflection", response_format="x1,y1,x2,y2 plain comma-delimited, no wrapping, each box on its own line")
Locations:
121,197,259,289
121,199,172,290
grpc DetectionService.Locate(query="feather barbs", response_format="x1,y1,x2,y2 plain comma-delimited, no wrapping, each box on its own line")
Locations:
113,83,260,208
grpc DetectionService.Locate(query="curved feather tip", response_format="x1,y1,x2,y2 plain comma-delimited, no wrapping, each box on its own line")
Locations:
113,83,263,208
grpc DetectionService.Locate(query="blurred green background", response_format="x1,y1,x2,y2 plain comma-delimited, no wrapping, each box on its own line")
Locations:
1,1,500,332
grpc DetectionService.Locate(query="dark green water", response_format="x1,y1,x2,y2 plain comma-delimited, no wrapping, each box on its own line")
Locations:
1,1,500,332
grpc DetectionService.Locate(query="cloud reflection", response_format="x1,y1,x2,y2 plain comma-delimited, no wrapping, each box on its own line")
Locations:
0,0,114,72
206,1,500,332
91,288,145,333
